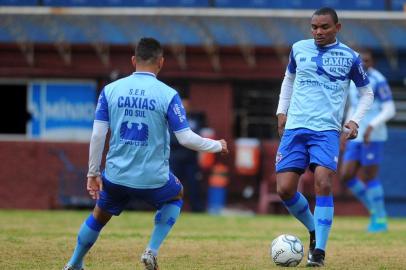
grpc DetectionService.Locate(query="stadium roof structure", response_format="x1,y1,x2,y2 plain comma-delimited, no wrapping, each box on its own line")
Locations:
2,7,406,45
1,7,406,73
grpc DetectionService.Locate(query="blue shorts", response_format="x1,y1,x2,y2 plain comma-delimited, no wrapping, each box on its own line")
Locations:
97,173,183,216
276,128,340,174
342,141,384,166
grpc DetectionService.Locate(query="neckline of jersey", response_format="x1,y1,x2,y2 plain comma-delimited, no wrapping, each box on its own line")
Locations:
315,40,340,51
133,72,156,77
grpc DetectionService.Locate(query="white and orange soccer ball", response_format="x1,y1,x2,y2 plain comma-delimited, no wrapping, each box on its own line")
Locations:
270,234,304,267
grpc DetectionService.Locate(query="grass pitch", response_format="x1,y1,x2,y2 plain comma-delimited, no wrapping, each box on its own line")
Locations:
0,209,405,269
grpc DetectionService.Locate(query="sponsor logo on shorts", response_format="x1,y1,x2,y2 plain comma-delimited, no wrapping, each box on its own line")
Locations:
367,153,375,160
174,177,181,185
275,152,283,164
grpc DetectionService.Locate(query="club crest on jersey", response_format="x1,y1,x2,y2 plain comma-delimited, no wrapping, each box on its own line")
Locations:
120,121,148,142
311,48,354,82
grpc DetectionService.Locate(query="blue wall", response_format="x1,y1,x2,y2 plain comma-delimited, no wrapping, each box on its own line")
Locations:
380,127,406,217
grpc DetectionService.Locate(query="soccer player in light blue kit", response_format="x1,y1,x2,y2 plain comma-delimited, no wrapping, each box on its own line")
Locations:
340,50,396,233
62,38,228,270
275,8,374,267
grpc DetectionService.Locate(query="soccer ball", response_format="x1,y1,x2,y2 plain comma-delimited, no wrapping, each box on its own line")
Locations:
270,234,304,267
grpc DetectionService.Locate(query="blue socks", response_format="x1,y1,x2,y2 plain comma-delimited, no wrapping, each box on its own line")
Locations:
282,193,335,251
366,179,387,223
347,178,372,213
283,192,315,232
68,214,104,269
348,177,387,224
314,195,334,251
147,200,183,255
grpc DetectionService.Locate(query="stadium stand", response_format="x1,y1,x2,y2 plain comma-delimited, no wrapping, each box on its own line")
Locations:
215,0,387,10
1,9,406,50
0,0,38,6
0,2,405,216
0,0,404,10
42,0,211,7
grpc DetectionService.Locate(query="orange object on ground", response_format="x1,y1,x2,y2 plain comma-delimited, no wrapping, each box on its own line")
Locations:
208,163,229,188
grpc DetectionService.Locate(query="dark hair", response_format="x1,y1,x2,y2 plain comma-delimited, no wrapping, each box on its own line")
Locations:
313,7,338,24
135,37,163,64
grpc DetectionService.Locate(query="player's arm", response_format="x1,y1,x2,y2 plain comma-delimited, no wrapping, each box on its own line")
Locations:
370,101,396,128
276,49,296,137
87,89,110,199
345,85,374,139
340,93,354,150
167,94,228,154
364,81,396,143
345,56,374,139
88,121,109,177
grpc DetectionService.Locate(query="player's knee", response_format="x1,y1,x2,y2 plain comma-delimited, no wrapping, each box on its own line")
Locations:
363,166,378,181
178,187,184,199
276,184,296,200
171,187,184,201
315,178,333,194
339,171,353,183
93,205,112,225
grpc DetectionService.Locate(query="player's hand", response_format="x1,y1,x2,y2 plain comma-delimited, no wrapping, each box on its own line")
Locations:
87,176,103,200
218,139,229,155
364,125,373,144
344,120,359,140
277,114,287,138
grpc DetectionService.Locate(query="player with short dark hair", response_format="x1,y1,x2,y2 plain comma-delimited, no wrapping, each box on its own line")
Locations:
275,7,374,267
62,37,228,270
340,50,396,233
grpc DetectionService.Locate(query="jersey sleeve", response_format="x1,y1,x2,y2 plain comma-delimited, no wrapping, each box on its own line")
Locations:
287,49,297,74
349,56,370,87
375,81,393,102
167,93,190,132
95,88,109,122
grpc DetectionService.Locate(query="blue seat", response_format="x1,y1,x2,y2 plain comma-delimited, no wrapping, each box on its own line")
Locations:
43,0,101,7
202,18,236,46
101,0,210,7
43,0,209,7
391,0,406,10
0,0,38,6
387,23,406,49
342,21,382,48
215,0,286,8
214,0,386,10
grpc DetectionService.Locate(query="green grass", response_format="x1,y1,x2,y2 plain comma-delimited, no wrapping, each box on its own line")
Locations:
0,210,405,269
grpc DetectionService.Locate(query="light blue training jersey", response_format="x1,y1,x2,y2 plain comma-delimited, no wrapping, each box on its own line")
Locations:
348,67,393,142
95,72,190,189
285,39,370,131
